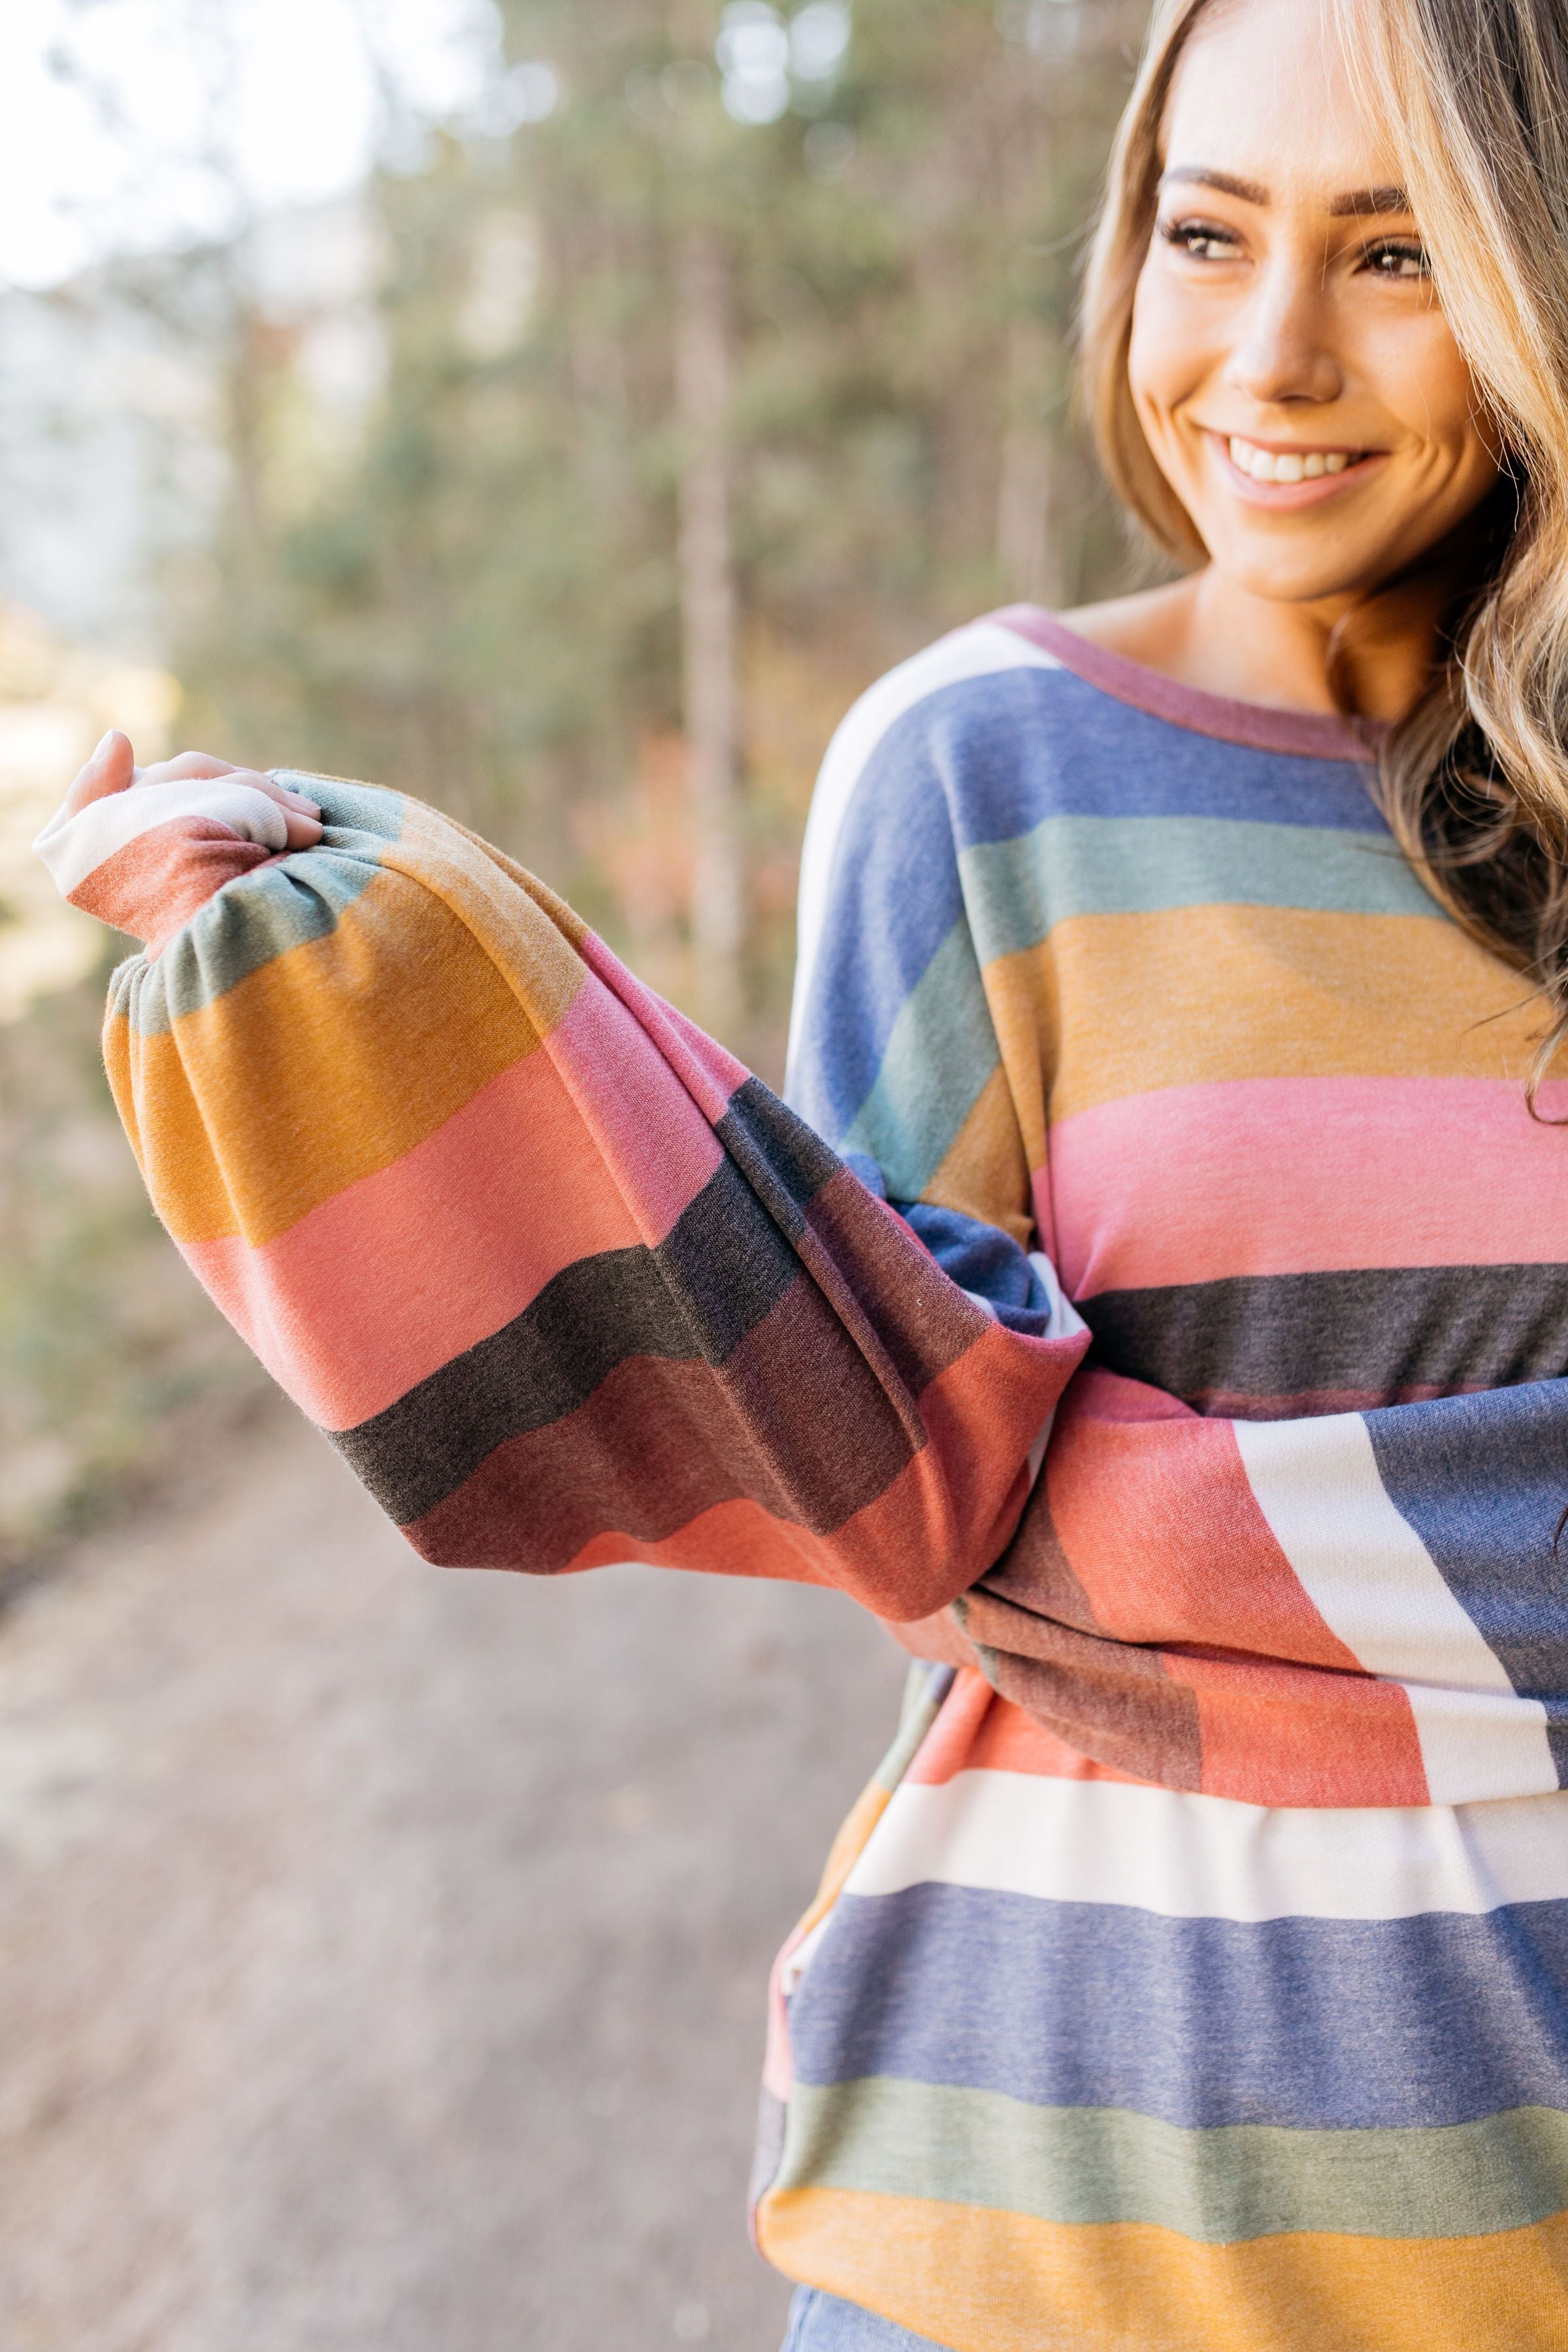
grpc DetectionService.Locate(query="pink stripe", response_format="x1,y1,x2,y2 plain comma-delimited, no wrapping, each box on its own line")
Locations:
549,956,739,1228
578,930,750,1123
1048,1076,1568,1298
186,976,723,1429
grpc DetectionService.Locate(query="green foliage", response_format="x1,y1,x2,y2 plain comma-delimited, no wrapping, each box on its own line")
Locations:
4,1,1153,1566
175,0,1149,1056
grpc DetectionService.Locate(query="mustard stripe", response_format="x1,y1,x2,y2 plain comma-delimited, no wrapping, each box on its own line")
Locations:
980,906,1555,1126
757,2184,1568,2352
106,863,570,1245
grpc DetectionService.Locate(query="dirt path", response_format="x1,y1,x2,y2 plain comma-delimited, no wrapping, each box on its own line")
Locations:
0,1408,906,2352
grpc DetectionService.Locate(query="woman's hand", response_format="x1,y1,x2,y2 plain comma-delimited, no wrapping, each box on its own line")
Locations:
34,730,327,953
60,732,324,849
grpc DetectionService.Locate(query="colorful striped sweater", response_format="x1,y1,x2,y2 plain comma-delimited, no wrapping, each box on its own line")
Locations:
35,607,1568,2349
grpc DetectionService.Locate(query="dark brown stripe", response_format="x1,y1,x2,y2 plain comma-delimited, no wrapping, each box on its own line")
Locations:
715,1075,840,1232
981,1485,1107,1635
336,1073,992,1529
1081,1264,1568,1416
802,1167,990,1397
336,1149,804,1524
394,1274,927,1569
958,1584,1204,1791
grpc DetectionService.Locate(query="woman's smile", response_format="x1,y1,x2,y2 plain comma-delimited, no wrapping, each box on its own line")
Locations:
1210,429,1389,506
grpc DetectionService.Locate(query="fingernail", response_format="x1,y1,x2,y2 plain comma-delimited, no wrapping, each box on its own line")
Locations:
93,730,115,758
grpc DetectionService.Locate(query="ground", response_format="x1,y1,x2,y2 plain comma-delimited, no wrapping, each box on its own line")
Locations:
0,1404,906,2352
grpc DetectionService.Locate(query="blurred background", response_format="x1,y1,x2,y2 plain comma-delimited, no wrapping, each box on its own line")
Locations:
0,3,1149,2345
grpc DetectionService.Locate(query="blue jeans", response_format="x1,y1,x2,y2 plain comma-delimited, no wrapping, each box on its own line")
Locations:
781,2286,955,2350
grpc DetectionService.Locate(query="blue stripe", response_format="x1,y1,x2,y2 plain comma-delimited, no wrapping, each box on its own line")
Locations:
789,669,1388,1153
789,1884,1568,2129
1365,1380,1568,1783
783,2288,955,2351
791,738,966,1152
929,670,1388,847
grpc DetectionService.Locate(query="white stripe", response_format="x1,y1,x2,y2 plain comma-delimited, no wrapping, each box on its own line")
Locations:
34,776,289,896
784,619,1061,1094
1024,1254,1086,1480
841,1765,1568,1921
1390,1680,1560,1805
1233,1413,1557,1802
1028,1250,1087,1345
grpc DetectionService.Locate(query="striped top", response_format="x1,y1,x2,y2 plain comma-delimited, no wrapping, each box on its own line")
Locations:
32,608,1568,2348
757,610,1568,2349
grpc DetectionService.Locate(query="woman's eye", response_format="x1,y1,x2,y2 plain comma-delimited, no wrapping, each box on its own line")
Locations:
1158,217,1240,262
1364,239,1429,280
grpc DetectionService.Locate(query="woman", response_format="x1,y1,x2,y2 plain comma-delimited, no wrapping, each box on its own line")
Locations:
36,0,1568,2343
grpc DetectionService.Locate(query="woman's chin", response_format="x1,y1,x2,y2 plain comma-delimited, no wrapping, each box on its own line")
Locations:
1199,540,1392,609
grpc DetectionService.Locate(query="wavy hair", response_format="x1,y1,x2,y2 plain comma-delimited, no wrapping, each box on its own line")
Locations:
1080,0,1568,1096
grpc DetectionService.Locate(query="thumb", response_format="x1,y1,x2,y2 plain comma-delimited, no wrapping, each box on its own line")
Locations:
60,730,135,819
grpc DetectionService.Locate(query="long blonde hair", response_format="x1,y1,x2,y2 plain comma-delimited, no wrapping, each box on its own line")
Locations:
1081,0,1568,1092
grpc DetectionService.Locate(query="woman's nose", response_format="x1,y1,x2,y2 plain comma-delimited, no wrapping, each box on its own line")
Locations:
1225,261,1344,407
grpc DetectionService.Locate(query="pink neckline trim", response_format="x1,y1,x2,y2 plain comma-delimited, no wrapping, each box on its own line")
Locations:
991,604,1382,762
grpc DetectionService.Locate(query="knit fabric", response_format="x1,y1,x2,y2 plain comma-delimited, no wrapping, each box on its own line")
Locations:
755,611,1568,2351
56,782,1083,1611
35,607,1568,2348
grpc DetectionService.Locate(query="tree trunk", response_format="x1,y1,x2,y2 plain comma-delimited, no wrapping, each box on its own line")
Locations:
676,225,743,1039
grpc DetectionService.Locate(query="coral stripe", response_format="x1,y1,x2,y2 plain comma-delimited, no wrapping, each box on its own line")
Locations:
418,1316,1072,1624
1169,1649,1427,1807
69,817,272,955
182,983,725,1427
1044,1373,1365,1671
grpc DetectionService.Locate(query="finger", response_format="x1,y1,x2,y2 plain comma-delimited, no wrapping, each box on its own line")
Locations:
281,809,325,850
141,762,321,818
132,755,320,819
255,775,323,816
135,751,240,784
59,730,135,819
207,767,321,817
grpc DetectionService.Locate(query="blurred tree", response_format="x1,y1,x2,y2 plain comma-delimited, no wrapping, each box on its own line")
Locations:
172,0,1152,1067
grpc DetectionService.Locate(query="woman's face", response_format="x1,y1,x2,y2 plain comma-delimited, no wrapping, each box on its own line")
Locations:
1128,0,1501,605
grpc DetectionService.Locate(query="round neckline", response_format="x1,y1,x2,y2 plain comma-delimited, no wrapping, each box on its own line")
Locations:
990,603,1384,762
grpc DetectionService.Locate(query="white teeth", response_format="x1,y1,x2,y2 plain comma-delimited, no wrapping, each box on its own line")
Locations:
1228,435,1358,483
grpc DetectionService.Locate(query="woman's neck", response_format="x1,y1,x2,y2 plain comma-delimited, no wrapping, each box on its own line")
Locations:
1058,564,1450,724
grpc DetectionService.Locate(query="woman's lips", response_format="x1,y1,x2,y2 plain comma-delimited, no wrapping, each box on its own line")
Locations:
1210,431,1389,508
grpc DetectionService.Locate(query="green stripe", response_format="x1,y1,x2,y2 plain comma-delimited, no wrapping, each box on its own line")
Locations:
962,815,1443,965
112,781,404,1037
776,2078,1568,2242
845,919,998,1201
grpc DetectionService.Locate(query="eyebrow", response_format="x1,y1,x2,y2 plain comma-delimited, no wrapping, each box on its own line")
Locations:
1159,166,1413,217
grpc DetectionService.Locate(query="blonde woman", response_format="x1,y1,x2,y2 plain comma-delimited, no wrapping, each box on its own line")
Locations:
35,0,1568,2345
